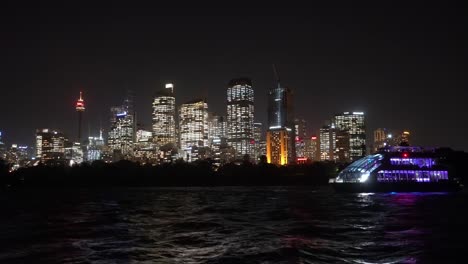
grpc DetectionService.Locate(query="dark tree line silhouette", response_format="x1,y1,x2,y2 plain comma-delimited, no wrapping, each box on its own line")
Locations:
1,148,467,189
0,158,338,188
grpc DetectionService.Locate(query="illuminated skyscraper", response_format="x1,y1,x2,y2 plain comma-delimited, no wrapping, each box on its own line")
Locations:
253,122,263,161
65,142,84,165
373,128,392,152
374,129,411,152
75,91,85,143
294,118,307,159
208,114,230,166
319,125,336,161
266,67,295,165
152,83,176,147
179,99,209,161
85,129,105,162
208,114,227,147
335,130,351,162
108,107,134,159
6,144,31,170
108,91,136,160
227,78,255,159
304,136,319,161
334,112,366,161
294,118,307,139
35,129,66,162
397,131,411,146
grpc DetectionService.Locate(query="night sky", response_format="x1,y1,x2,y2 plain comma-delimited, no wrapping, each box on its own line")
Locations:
1,3,467,151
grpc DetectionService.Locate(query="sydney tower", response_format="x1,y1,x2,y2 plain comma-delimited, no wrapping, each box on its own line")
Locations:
75,91,85,143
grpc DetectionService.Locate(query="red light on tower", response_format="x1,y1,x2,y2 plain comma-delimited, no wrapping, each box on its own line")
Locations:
76,91,85,111
402,153,408,158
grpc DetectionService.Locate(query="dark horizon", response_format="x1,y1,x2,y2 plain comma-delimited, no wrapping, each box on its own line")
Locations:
1,3,467,151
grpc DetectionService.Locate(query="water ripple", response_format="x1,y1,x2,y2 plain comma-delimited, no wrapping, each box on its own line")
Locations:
0,187,467,263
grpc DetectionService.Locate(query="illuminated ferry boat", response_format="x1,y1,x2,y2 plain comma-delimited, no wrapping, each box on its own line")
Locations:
331,146,462,192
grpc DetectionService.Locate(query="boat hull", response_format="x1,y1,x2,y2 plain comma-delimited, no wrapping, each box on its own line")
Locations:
332,181,462,193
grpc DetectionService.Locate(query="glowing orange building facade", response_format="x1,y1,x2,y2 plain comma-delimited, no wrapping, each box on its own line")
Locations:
266,129,292,165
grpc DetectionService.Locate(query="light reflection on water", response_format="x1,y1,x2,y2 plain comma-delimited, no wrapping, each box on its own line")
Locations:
0,187,466,263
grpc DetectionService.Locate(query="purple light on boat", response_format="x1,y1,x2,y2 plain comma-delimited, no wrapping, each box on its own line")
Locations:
389,158,434,168
377,170,448,182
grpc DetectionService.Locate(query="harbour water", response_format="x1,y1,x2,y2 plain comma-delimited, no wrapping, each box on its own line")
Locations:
0,187,466,263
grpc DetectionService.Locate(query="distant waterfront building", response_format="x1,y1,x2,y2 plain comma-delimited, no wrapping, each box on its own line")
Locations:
319,125,336,161
35,129,66,163
294,118,307,159
152,83,177,147
253,122,263,161
208,114,229,166
259,140,267,158
6,144,31,170
108,106,134,159
208,114,227,147
266,69,296,165
334,130,351,162
294,118,307,139
227,78,255,159
304,136,319,161
373,129,411,152
65,142,84,165
373,128,388,152
108,91,136,160
397,131,411,146
133,129,157,164
85,131,105,162
179,99,209,162
334,112,366,161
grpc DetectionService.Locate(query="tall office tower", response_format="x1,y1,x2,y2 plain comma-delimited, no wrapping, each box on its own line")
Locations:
304,135,319,161
319,125,336,161
334,130,351,162
227,78,255,159
35,129,66,162
208,115,230,166
152,83,176,147
266,67,296,165
122,90,136,143
253,122,263,161
108,106,134,159
0,131,5,160
107,92,136,160
373,128,388,152
208,114,226,146
108,106,124,151
85,130,105,162
75,91,85,143
294,118,307,158
334,112,366,161
179,99,209,162
294,118,307,139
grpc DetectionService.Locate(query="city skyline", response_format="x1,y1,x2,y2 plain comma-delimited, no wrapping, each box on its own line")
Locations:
1,4,467,151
